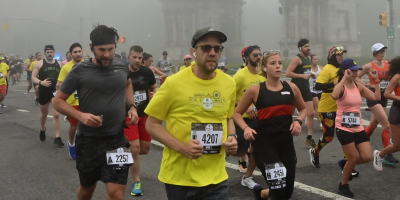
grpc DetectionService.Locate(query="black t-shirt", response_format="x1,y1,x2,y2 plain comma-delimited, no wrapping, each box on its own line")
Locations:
128,66,156,117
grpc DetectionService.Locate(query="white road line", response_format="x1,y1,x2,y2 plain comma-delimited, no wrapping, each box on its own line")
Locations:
11,90,28,92
47,115,53,118
16,109,29,112
150,140,352,200
292,116,382,127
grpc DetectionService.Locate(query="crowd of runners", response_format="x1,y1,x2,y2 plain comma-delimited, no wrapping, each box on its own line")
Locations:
1,24,400,200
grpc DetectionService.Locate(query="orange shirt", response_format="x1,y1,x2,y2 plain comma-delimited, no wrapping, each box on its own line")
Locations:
369,61,389,85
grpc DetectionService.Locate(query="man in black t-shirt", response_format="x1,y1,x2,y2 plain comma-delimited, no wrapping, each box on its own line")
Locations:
124,45,158,196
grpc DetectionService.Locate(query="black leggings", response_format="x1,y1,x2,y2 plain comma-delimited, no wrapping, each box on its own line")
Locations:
315,112,337,154
252,133,297,200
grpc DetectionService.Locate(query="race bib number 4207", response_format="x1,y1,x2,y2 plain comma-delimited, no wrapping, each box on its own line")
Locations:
191,123,223,154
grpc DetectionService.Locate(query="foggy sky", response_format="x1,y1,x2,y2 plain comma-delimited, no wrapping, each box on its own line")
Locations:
0,0,399,59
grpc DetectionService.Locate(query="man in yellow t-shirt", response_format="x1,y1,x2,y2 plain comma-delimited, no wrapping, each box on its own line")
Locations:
31,52,42,106
0,57,10,114
145,27,237,199
56,43,83,160
179,54,192,72
232,45,266,189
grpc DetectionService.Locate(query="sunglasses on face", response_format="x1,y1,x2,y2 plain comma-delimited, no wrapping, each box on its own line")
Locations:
195,45,224,53
252,53,262,57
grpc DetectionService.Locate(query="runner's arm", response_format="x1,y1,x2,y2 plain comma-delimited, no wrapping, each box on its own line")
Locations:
56,81,62,90
356,63,371,85
384,74,400,101
31,62,41,84
331,77,346,100
359,82,381,101
149,83,158,93
232,85,257,130
285,57,304,79
53,90,83,120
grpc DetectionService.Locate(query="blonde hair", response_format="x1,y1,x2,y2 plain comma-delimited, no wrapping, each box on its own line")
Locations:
257,52,280,77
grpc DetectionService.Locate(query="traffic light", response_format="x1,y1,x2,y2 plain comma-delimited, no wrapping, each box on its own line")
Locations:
379,13,388,27
118,37,126,44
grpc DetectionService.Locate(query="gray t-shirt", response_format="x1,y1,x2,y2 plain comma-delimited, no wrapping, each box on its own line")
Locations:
156,58,172,71
60,57,129,137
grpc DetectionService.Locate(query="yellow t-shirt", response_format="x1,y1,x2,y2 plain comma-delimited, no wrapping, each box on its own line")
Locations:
232,66,266,118
29,61,37,71
179,65,189,72
58,61,79,106
0,63,10,85
24,59,30,64
316,64,339,113
144,66,236,187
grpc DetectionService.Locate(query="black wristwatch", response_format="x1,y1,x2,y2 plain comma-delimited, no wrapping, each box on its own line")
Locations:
294,119,302,125
129,103,138,109
229,134,238,139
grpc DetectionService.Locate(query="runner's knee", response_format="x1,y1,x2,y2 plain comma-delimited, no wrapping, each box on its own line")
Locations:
107,190,124,200
359,154,372,164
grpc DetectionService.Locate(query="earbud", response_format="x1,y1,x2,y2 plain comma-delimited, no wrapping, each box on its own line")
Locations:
193,53,196,57
263,68,267,72
299,47,301,51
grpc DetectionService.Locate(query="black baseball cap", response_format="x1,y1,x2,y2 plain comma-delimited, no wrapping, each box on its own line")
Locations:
163,51,168,55
44,44,55,52
191,27,227,48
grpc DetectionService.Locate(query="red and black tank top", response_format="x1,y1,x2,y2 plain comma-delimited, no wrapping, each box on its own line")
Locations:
255,81,295,135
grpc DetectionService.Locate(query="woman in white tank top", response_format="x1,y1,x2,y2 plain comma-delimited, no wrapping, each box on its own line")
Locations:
309,54,323,128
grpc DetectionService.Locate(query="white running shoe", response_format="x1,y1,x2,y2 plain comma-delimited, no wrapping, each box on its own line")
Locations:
373,150,383,172
390,138,393,145
241,175,258,189
320,123,323,130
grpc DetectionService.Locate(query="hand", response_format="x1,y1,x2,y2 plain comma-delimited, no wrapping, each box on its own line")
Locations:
244,127,257,141
182,139,203,159
127,107,138,125
149,92,155,99
303,74,311,80
79,113,103,127
311,74,316,79
223,136,238,155
290,121,301,136
40,78,52,87
246,107,257,119
160,68,165,72
369,69,379,81
161,74,167,78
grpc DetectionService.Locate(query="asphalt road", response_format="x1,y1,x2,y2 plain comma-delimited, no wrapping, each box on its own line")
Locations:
1,74,400,200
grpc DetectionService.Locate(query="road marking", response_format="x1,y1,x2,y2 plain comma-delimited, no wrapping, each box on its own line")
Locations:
150,140,352,200
292,116,382,127
11,90,27,92
47,115,53,118
16,109,29,112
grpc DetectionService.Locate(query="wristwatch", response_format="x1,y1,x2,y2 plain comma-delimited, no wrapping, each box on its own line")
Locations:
129,103,138,109
294,119,302,125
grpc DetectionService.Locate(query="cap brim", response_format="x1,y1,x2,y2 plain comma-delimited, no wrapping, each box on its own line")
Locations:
201,31,227,44
349,66,362,70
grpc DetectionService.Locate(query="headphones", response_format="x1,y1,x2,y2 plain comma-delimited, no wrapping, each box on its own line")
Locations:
298,47,302,51
193,52,196,57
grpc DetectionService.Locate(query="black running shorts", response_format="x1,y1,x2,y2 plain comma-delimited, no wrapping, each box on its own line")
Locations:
300,89,313,102
389,104,400,126
234,118,258,154
76,131,131,187
366,87,388,108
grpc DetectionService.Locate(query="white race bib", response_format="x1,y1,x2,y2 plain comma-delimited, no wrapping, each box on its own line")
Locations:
265,163,287,189
0,72,3,79
218,62,225,66
74,90,78,99
106,147,134,165
134,90,147,103
191,123,223,154
53,90,57,96
380,80,389,90
266,166,287,181
304,68,311,74
341,112,361,128
164,66,170,71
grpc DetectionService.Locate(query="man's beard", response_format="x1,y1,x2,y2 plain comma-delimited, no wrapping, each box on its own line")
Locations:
46,56,53,61
94,52,112,67
249,59,260,67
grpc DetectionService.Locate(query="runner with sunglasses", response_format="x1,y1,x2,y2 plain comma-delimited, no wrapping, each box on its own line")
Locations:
31,45,63,147
232,45,265,189
233,52,306,200
355,43,398,164
374,57,400,171
332,59,376,198
145,27,237,200
286,38,316,148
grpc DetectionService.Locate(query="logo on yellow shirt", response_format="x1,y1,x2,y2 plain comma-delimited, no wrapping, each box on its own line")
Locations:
189,91,224,110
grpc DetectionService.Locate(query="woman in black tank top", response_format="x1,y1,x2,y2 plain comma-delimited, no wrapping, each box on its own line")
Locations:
232,52,307,200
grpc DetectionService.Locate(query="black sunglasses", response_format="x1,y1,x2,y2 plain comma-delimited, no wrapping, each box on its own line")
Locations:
252,53,262,57
195,45,224,53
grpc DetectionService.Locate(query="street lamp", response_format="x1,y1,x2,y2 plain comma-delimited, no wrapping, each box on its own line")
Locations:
148,34,151,54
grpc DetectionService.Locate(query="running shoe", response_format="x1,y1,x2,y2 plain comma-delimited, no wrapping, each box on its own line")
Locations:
0,107,2,114
305,138,316,148
34,98,39,106
373,150,383,171
241,175,258,189
1,104,4,108
131,181,143,196
253,184,264,200
338,159,360,177
68,142,76,160
309,148,320,168
238,161,247,173
338,182,354,198
39,128,46,141
383,153,399,165
54,137,64,147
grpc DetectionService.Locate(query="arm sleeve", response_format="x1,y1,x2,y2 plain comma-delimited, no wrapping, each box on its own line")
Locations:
315,67,334,90
144,78,171,120
315,82,335,90
59,67,80,95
